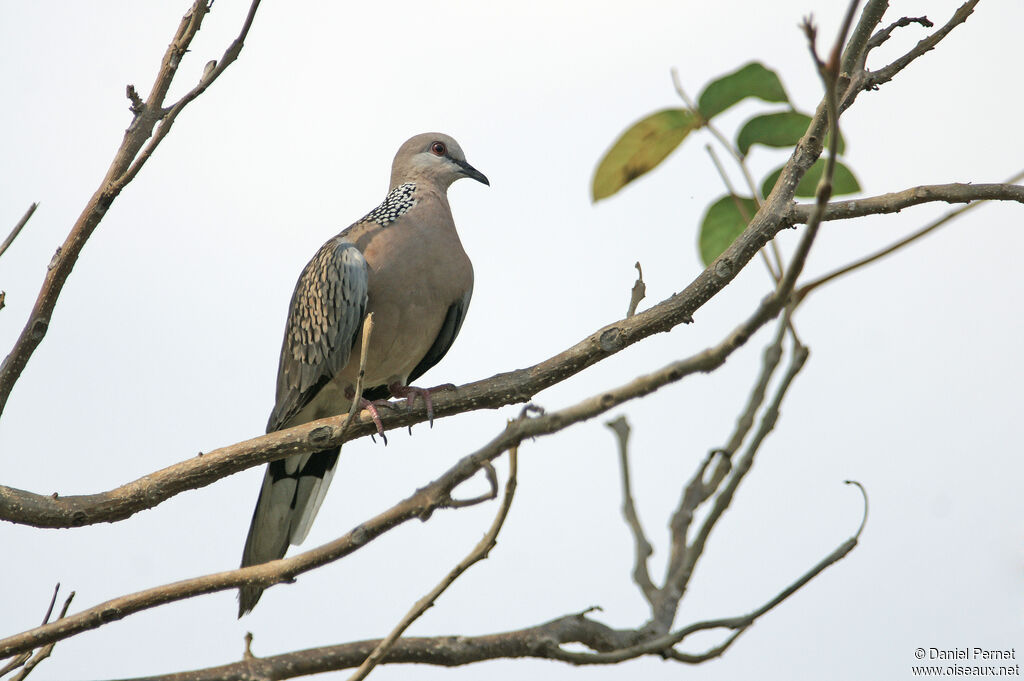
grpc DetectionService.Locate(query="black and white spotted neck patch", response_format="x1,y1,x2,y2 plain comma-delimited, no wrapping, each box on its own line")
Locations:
359,182,417,227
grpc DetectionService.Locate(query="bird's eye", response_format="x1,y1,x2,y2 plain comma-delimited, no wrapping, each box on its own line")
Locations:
431,142,446,156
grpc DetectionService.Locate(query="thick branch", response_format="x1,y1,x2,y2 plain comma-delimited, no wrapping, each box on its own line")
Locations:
788,182,1024,224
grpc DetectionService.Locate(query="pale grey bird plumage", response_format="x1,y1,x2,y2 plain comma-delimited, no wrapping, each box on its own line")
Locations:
239,133,487,616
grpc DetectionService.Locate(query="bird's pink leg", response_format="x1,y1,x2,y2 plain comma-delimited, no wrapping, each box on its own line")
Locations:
346,386,402,444
388,382,456,427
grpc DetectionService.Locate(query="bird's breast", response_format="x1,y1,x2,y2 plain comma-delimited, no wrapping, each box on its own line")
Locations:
347,201,472,390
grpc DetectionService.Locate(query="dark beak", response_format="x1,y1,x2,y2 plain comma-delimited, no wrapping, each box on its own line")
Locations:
456,158,490,186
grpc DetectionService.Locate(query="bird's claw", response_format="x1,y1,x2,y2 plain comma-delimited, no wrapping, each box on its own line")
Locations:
388,382,446,427
359,397,398,445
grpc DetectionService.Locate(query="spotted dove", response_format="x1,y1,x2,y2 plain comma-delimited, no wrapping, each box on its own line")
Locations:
238,133,488,615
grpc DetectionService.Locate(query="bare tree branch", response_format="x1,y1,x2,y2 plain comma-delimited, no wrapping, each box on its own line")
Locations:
641,1,852,637
0,159,839,656
0,204,38,262
788,182,1024,224
1,587,74,681
841,0,976,113
0,1,914,676
839,0,888,76
625,263,646,318
657,313,789,630
866,15,934,52
347,448,518,681
796,170,1024,303
0,176,822,530
104,488,865,681
0,0,262,420
705,143,781,281
605,416,657,605
0,585,63,678
0,50,911,530
679,336,810,604
3,0,924,533
1,0,996,538
863,0,980,91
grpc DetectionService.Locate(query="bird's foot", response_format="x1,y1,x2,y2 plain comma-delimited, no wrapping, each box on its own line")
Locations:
358,397,401,445
388,382,455,427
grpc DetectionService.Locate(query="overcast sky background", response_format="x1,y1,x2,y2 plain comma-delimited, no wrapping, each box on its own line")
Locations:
2,1,1022,679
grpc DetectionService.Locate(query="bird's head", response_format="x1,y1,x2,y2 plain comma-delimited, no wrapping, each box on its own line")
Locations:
391,132,489,190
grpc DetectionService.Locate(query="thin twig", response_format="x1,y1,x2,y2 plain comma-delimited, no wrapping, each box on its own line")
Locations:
859,0,980,95
659,312,788,626
441,461,499,509
0,584,62,678
7,590,74,681
549,487,862,664
672,69,762,205
605,416,657,605
844,480,869,537
106,0,264,195
338,313,375,442
626,262,646,318
346,447,518,681
681,335,809,590
0,204,38,261
795,170,1024,304
866,15,934,52
783,2,855,302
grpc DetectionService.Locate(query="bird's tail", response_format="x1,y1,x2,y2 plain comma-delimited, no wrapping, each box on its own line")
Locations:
238,447,340,616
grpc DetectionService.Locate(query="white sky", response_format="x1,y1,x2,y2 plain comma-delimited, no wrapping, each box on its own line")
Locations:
1,1,1022,679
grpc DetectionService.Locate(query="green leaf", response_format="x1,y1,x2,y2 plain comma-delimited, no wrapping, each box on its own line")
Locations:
699,195,758,266
760,159,861,199
697,62,788,120
737,111,845,156
592,108,699,201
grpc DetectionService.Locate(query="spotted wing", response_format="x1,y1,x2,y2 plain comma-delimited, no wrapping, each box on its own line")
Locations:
266,238,368,433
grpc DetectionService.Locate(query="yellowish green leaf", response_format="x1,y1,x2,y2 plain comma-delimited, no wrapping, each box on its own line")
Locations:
592,108,698,202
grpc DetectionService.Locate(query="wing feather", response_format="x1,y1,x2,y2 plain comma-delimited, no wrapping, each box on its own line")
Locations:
266,238,368,432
